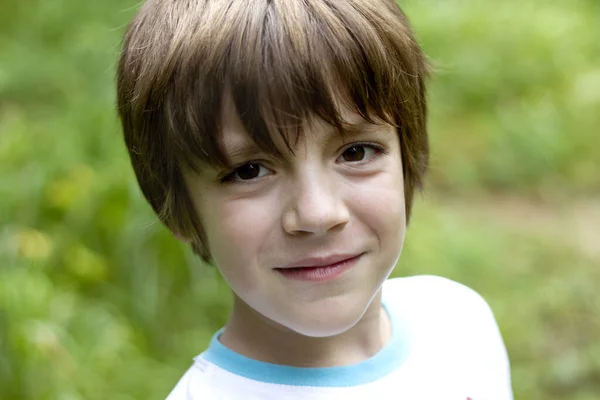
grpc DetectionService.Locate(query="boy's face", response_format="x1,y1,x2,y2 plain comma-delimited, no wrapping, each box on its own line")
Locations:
184,99,406,338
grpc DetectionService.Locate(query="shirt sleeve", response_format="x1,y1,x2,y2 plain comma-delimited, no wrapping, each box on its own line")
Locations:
458,283,514,400
412,275,514,400
477,297,513,400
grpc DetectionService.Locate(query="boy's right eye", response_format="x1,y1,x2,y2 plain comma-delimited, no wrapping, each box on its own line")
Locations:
222,162,273,182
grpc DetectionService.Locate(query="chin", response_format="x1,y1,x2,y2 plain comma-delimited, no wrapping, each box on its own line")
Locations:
290,321,358,338
283,301,370,338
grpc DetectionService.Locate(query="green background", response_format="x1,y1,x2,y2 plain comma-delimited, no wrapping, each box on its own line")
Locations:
1,0,599,398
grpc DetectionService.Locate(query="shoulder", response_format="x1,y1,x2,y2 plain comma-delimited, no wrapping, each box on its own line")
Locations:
384,273,479,295
383,275,501,340
383,274,490,312
165,357,219,400
384,275,513,399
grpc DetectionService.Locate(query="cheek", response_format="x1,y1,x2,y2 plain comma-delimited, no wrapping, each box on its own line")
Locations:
346,173,406,265
350,172,406,234
200,194,279,275
365,187,405,244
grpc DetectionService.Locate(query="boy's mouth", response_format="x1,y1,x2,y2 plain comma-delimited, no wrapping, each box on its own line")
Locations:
274,253,363,282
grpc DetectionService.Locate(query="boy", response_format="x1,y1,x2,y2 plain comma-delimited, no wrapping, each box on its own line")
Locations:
117,0,513,398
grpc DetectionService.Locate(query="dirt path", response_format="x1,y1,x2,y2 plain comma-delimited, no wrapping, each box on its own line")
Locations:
437,194,600,261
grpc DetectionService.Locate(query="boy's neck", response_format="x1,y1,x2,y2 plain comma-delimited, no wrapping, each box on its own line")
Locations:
218,291,391,368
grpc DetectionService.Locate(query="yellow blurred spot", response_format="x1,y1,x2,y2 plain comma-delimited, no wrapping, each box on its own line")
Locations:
15,229,53,261
46,165,96,210
28,320,61,356
572,69,600,106
24,320,75,373
65,245,108,283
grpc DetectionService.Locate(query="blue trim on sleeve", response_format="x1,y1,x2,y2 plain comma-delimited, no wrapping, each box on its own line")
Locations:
199,293,410,387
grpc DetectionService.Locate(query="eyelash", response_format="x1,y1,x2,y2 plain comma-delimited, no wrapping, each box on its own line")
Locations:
219,142,386,183
218,161,273,183
339,142,387,165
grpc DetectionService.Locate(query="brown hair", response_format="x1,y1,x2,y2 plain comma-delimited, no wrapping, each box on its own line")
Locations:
117,0,429,262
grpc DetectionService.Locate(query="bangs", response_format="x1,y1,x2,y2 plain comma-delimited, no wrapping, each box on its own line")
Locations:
143,0,428,170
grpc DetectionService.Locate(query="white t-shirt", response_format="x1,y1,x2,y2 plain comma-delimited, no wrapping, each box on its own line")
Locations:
166,275,513,400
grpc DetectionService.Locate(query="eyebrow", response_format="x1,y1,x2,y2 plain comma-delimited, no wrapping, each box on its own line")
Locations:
336,120,390,137
224,142,267,164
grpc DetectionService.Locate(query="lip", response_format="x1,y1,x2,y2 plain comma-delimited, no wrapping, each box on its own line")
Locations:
275,253,363,282
279,253,363,269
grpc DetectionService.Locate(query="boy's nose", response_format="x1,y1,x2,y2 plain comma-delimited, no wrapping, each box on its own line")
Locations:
281,172,350,236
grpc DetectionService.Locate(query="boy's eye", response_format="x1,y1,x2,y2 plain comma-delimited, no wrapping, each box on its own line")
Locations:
228,163,271,181
337,144,380,163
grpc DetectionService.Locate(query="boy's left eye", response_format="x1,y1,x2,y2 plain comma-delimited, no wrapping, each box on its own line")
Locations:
337,144,381,163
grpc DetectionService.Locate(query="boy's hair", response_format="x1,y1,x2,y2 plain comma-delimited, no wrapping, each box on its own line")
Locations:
117,0,429,262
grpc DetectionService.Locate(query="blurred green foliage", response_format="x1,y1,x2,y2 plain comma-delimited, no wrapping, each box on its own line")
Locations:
1,0,598,399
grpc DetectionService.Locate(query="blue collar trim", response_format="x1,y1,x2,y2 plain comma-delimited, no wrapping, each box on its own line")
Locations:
199,298,409,387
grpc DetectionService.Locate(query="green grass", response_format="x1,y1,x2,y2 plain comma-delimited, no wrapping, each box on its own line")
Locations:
1,0,599,399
